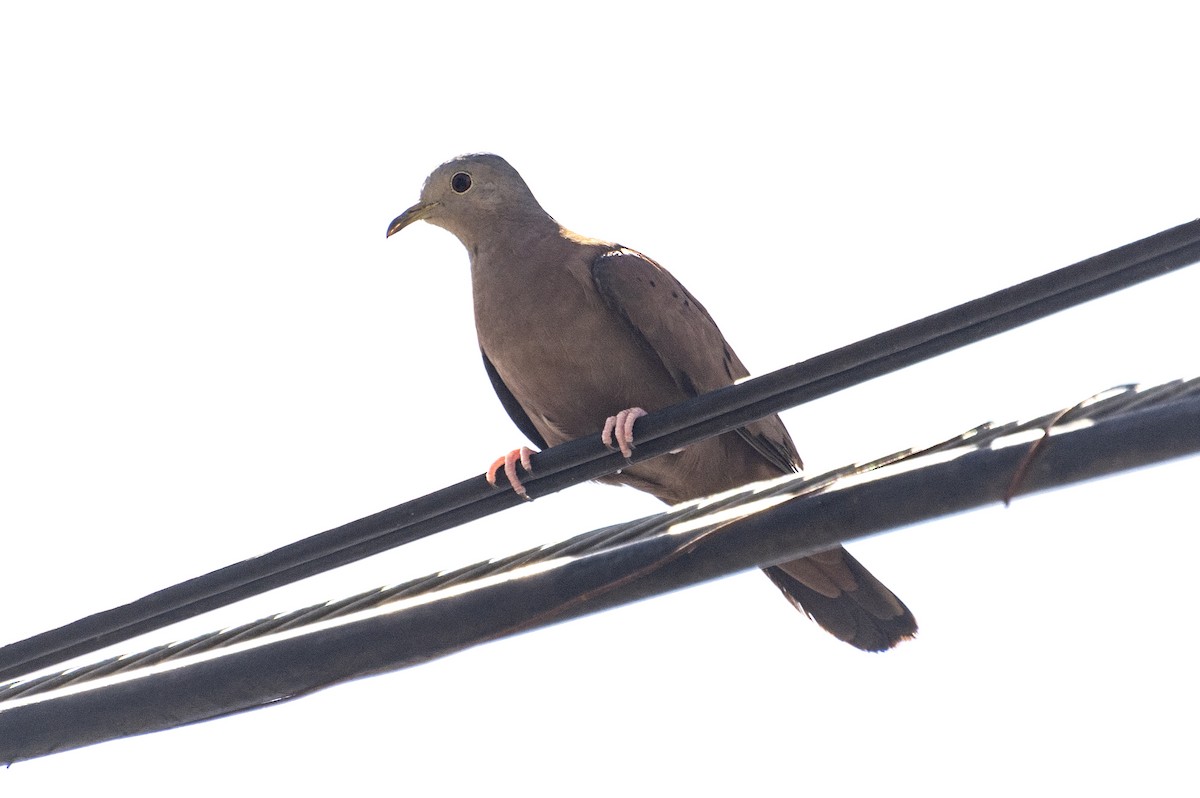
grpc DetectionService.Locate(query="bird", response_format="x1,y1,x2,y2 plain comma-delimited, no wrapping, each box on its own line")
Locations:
387,153,916,651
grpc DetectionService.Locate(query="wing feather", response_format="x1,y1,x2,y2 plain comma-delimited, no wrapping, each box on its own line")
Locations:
589,248,801,473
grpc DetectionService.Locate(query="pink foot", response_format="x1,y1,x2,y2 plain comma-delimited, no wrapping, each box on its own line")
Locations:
601,407,648,459
487,446,535,499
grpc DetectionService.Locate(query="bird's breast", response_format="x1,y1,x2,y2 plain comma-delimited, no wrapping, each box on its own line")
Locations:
472,248,684,446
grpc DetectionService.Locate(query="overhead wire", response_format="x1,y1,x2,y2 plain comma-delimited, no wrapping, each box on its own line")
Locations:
2,380,1197,763
2,217,1199,684
1,377,1195,705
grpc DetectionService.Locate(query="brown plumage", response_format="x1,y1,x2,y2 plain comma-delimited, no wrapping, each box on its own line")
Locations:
387,153,916,651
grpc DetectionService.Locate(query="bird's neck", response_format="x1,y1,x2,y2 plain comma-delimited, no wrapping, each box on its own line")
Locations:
448,209,556,261
465,215,568,271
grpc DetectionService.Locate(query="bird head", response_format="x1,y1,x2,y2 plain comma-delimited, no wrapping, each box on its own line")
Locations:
386,153,551,247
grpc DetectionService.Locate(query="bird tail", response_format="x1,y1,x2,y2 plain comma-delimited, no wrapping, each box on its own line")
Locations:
762,547,917,652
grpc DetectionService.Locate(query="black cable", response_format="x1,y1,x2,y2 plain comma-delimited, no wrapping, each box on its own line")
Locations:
2,218,1198,683
3,392,1198,764
5,378,1195,706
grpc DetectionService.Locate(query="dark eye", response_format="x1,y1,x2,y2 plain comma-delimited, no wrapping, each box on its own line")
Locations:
451,172,472,193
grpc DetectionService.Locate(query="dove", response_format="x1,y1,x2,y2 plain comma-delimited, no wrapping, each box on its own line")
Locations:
388,154,915,650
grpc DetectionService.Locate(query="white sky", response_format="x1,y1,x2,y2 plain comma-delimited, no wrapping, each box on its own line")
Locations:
2,2,1198,795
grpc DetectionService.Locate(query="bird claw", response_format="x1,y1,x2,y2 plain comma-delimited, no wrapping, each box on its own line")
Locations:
487,446,535,499
601,407,648,459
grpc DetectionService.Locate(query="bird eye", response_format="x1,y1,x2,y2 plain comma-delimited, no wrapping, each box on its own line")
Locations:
451,172,472,193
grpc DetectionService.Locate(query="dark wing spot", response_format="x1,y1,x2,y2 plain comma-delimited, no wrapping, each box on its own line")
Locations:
722,346,735,379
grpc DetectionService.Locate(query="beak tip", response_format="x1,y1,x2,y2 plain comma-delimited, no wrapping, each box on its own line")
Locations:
386,202,432,240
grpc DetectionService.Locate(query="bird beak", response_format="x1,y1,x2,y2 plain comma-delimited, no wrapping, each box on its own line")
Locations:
386,201,438,238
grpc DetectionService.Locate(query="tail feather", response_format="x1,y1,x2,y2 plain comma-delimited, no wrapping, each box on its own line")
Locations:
763,547,917,652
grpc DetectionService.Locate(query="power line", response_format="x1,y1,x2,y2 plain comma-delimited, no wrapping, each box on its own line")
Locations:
2,217,1199,683
1,378,1194,705
2,384,1197,764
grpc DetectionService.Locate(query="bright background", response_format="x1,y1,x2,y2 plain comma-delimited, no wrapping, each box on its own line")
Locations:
2,3,1198,795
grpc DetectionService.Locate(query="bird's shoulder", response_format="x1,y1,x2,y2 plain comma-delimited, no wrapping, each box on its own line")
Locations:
587,246,741,390
588,245,803,474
